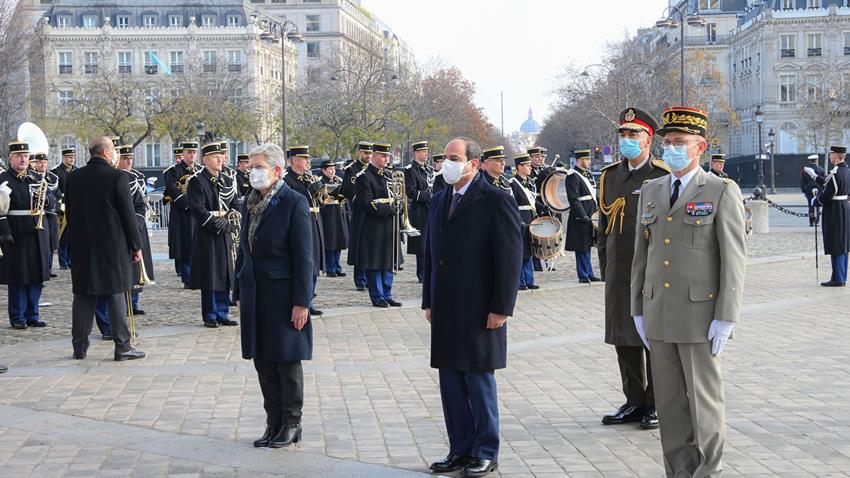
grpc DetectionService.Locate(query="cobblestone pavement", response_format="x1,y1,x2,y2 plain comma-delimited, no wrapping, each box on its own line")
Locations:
2,240,850,476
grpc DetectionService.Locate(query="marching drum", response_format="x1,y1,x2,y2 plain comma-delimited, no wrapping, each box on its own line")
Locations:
529,216,564,260
539,168,572,213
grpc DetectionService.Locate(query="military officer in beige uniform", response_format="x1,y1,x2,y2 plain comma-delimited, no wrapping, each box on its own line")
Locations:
631,107,746,478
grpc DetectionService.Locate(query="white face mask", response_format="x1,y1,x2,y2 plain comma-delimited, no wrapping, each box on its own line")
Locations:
442,159,469,185
249,168,271,190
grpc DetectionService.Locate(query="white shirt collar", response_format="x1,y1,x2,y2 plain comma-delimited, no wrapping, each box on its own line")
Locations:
628,156,650,172
453,174,475,195
671,166,700,192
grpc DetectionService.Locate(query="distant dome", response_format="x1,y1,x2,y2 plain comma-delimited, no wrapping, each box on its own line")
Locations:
519,107,541,134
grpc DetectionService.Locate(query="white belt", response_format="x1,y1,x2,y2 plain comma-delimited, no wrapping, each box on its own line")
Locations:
833,195,848,200
518,205,533,211
5,210,34,216
577,195,594,201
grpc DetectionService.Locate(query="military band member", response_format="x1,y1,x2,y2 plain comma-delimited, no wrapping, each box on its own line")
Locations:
236,154,252,198
52,147,76,270
479,146,513,193
566,149,600,283
708,154,729,179
510,154,539,290
404,141,433,283
801,154,826,227
163,141,200,287
432,154,448,193
117,145,154,315
814,145,850,286
528,146,547,271
343,141,372,291
188,142,238,328
632,107,746,477
173,145,183,165
598,107,668,430
284,146,325,316
32,153,61,277
319,159,348,278
351,142,401,308
0,141,51,329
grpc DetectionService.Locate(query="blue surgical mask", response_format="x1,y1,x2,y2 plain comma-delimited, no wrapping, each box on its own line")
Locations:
662,145,692,172
619,138,642,160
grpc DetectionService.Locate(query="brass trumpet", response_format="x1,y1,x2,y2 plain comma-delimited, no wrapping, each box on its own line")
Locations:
31,175,48,230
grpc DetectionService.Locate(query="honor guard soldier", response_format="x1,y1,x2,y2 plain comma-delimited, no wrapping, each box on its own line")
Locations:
32,153,61,277
432,154,448,193
404,141,433,283
802,154,826,226
598,107,669,430
479,146,513,192
351,142,401,308
708,154,729,179
52,147,76,269
510,154,540,290
285,146,325,316
631,106,747,477
188,141,238,328
343,141,372,291
173,145,183,165
236,154,251,197
566,149,601,283
163,141,200,287
814,145,850,286
319,159,348,278
116,145,154,314
0,141,51,329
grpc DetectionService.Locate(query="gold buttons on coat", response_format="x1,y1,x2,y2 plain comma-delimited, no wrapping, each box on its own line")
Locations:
664,238,671,245
696,219,702,225
663,260,670,267
709,293,715,299
666,216,673,222
664,282,671,289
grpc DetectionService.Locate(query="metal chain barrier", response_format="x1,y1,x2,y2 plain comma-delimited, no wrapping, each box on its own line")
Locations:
743,195,811,218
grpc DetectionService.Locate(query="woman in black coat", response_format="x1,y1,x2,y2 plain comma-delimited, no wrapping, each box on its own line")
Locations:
233,143,314,449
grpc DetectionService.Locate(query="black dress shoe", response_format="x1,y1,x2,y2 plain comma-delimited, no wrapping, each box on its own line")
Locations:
589,276,603,282
462,458,498,477
356,286,367,291
59,266,69,270
253,425,280,447
578,277,591,284
114,349,146,361
50,273,57,278
336,272,347,277
267,424,302,448
11,322,27,330
73,350,86,360
26,320,46,327
217,319,239,326
309,307,323,316
326,272,337,277
602,403,644,425
102,334,112,341
386,299,402,307
640,408,659,429
527,284,541,290
203,321,219,328
429,454,473,473
0,364,7,373
132,309,146,316
518,285,528,291
820,280,846,287
372,301,389,308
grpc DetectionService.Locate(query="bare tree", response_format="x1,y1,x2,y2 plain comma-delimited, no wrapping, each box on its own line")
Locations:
0,0,39,154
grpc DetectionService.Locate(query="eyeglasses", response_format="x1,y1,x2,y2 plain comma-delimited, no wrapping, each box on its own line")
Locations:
661,139,699,149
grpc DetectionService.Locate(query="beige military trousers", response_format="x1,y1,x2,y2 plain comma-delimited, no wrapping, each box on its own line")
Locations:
650,340,725,478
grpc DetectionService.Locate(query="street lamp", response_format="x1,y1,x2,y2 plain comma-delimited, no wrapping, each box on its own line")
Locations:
655,5,706,104
754,105,765,198
256,15,303,152
768,127,776,194
196,120,205,143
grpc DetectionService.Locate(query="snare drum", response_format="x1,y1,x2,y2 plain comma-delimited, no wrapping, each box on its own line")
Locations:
529,216,564,260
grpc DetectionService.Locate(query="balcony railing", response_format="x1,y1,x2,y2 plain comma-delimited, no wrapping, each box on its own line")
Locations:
84,64,98,74
781,48,795,58
145,65,158,75
807,47,822,57
58,64,72,74
171,64,184,74
228,63,242,72
118,64,132,74
683,34,731,46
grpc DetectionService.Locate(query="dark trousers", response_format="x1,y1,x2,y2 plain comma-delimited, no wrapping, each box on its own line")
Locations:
366,269,393,304
254,359,304,427
201,290,229,324
615,345,655,409
325,250,342,274
95,296,112,335
176,258,191,287
831,254,848,284
72,292,131,355
8,284,43,326
519,257,535,287
353,266,367,288
415,253,425,282
439,369,499,461
575,251,594,279
58,240,71,268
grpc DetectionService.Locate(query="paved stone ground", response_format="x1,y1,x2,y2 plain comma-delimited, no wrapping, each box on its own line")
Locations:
1,191,849,477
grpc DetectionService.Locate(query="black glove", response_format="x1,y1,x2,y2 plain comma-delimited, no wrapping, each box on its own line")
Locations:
214,217,231,234
0,234,15,247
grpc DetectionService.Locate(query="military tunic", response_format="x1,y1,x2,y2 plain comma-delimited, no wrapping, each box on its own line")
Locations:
320,175,349,251
51,163,76,254
126,169,154,282
432,171,448,194
163,161,198,260
816,162,850,255
565,167,597,253
0,170,51,285
187,169,235,291
284,168,326,275
509,175,536,259
342,159,369,267
235,169,251,197
404,162,433,255
708,167,729,179
351,164,395,270
41,171,62,253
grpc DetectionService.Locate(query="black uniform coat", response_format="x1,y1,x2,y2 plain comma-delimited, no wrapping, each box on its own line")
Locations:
0,170,51,285
320,175,348,251
432,171,448,194
64,159,141,295
163,161,198,260
236,169,251,197
816,162,850,255
709,168,729,179
187,169,234,291
351,164,395,270
52,163,76,249
422,175,523,371
234,184,314,362
597,158,669,347
565,167,597,253
284,169,325,275
801,163,826,197
127,169,154,282
342,159,369,266
509,175,536,259
404,162,433,255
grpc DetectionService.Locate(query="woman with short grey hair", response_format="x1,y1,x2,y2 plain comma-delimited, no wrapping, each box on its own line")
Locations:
233,143,314,448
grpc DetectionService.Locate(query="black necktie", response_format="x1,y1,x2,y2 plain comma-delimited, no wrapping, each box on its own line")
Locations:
449,192,462,217
670,179,681,208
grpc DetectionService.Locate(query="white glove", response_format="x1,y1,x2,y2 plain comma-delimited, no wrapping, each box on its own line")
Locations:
811,188,818,198
633,315,650,350
803,167,817,179
0,181,10,196
708,320,734,356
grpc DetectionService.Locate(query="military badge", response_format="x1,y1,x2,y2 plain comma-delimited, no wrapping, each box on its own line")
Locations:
624,109,636,122
686,202,714,216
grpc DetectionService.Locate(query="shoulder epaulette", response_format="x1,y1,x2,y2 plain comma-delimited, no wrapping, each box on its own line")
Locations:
600,161,620,172
404,164,412,170
355,168,368,178
651,159,670,172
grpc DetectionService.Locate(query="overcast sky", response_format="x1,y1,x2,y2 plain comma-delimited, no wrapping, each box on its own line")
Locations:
363,0,668,135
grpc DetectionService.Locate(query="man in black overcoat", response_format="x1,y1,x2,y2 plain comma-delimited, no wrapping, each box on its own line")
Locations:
404,141,433,283
163,141,200,287
342,141,372,291
187,142,237,327
566,149,601,283
423,137,522,478
0,141,51,329
815,145,850,286
51,147,77,269
65,136,144,361
319,159,348,278
802,154,827,227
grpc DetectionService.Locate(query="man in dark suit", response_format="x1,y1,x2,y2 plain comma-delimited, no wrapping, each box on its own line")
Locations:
423,137,522,478
404,141,433,283
802,154,826,227
65,136,145,361
566,149,601,283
